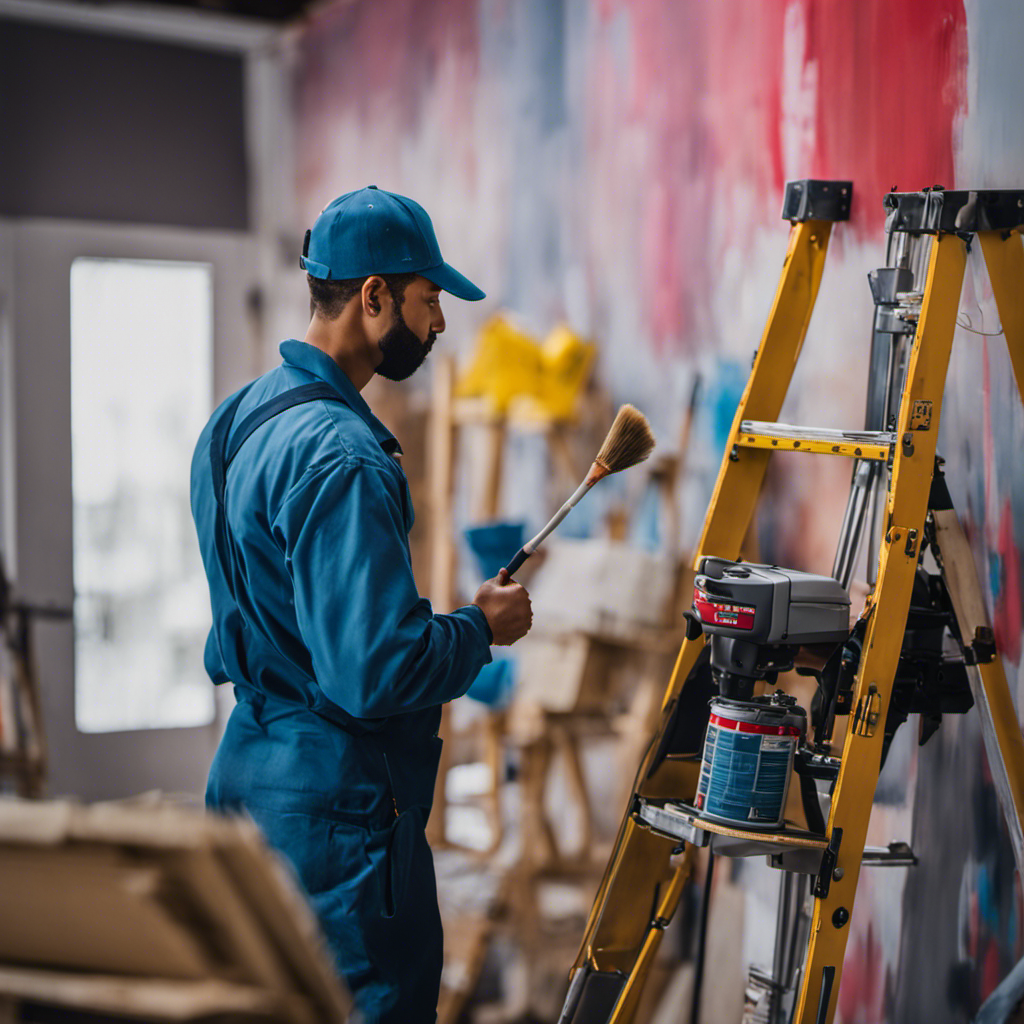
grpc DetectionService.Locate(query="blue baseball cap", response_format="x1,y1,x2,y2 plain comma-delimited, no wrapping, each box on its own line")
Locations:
299,185,485,301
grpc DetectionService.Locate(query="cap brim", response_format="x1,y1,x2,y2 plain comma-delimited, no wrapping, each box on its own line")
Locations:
421,262,486,301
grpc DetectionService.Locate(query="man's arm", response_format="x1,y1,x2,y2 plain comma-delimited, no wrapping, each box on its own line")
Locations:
276,454,528,719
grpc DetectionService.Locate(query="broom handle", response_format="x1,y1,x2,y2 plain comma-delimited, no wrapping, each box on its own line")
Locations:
504,477,594,577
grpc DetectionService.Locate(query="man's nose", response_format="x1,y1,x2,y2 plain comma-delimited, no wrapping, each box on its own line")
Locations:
433,310,446,334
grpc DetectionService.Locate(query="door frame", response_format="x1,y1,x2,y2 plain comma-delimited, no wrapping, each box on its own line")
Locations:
5,216,259,800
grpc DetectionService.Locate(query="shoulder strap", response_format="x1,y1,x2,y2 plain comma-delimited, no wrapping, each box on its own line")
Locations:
211,382,344,510
208,381,364,725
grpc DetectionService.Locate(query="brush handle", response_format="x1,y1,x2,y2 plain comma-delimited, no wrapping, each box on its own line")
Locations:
505,546,530,576
504,477,593,578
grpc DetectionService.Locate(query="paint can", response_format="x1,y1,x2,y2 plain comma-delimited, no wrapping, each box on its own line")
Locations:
695,693,805,830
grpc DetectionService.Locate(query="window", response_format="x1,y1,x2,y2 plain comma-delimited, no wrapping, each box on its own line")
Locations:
70,258,214,732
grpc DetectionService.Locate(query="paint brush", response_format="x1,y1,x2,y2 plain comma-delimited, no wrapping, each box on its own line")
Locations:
504,404,656,577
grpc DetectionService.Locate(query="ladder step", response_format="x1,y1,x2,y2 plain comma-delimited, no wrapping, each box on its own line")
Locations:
737,421,894,461
635,798,828,855
861,841,917,867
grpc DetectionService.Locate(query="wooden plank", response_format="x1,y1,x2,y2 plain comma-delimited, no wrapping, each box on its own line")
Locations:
163,845,292,991
0,844,215,979
437,915,493,1024
428,355,458,849
933,506,1024,877
477,418,506,521
0,799,350,1023
0,965,295,1021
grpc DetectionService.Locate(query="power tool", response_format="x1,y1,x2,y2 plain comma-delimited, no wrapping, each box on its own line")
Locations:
685,556,851,701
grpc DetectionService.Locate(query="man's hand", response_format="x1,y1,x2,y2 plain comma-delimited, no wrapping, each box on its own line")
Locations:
472,568,533,646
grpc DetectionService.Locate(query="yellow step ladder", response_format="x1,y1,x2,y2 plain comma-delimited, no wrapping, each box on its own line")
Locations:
557,182,1024,1024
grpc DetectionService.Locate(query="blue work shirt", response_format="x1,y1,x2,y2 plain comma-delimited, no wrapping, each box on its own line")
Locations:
191,340,493,826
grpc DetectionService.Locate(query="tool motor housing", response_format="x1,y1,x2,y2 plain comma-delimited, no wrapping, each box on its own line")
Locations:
692,557,850,699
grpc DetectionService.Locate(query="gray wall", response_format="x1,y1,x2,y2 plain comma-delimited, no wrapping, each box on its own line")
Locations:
0,17,249,228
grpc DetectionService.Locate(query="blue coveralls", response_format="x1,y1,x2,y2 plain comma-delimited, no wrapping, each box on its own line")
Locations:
190,340,493,1023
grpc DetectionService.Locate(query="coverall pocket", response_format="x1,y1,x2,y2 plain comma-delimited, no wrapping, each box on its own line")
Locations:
378,806,422,920
378,736,444,823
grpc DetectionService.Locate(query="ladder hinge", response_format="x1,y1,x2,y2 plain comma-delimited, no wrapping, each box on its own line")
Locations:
904,528,919,558
910,400,933,430
966,625,997,665
887,525,918,558
852,684,881,737
813,827,843,899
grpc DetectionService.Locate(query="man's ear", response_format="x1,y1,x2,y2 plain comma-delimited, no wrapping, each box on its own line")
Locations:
362,276,386,316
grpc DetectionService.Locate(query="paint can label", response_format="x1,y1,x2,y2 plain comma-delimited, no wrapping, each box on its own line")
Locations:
696,718,797,828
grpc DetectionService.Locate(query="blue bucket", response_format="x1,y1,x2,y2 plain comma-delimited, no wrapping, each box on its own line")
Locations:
463,521,526,580
465,658,515,708
462,521,525,709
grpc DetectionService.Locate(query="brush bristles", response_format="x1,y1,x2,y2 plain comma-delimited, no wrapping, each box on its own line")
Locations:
594,404,656,474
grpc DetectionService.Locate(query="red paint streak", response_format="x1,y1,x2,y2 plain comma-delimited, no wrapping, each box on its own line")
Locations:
837,919,884,1022
702,2,788,199
592,0,788,349
592,0,709,347
594,0,966,345
982,339,1022,663
982,941,1003,1003
994,499,1022,664
805,0,967,232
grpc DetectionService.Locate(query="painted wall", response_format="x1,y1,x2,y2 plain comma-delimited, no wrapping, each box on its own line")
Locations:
290,1,1024,1020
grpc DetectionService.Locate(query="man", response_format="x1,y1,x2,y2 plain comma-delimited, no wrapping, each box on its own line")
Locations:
190,186,532,1023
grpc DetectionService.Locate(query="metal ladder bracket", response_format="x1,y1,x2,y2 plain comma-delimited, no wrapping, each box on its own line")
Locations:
812,828,843,900
782,180,853,223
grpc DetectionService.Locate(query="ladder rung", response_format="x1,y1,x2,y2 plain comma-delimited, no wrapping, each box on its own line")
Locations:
861,841,917,867
737,421,894,461
635,798,828,854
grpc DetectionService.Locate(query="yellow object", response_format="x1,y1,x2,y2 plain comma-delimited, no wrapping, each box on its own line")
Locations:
537,325,596,421
455,317,594,420
563,191,1024,1024
565,214,836,1024
692,217,834,589
454,316,542,414
792,227,968,1024
734,422,891,461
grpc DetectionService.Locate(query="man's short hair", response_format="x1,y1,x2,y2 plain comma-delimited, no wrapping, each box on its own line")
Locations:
307,272,419,321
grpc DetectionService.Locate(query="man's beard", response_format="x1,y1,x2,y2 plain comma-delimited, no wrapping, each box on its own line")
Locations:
375,308,436,382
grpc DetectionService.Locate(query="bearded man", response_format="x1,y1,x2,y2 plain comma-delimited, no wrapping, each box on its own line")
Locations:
191,186,532,1023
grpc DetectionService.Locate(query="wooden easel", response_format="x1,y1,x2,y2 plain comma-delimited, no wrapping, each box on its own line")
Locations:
426,351,607,853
